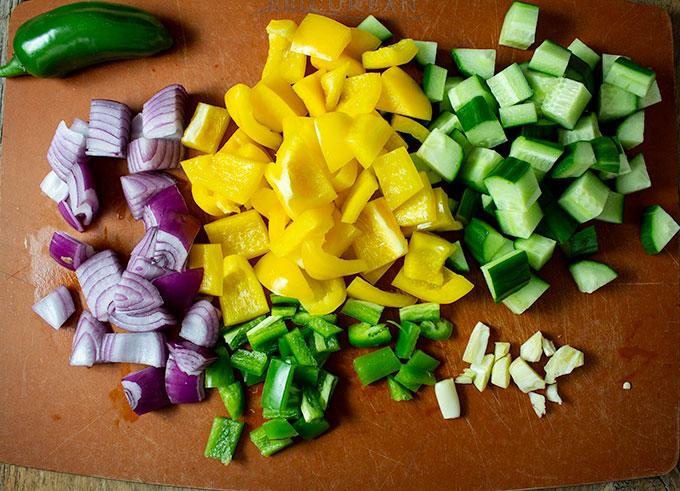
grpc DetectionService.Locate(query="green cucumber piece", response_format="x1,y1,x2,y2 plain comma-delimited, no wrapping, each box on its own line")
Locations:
596,191,624,224
513,233,557,270
456,96,507,148
457,147,503,193
542,77,592,130
356,15,392,42
529,40,571,77
446,240,470,273
615,153,651,195
414,40,437,65
499,1,539,50
568,260,618,293
616,110,645,150
567,38,600,70
640,205,680,255
638,79,662,108
558,112,601,145
464,217,507,264
428,111,462,134
500,102,538,128
487,62,533,107
481,250,531,303
496,201,543,239
452,48,496,79
448,74,497,112
598,83,638,123
509,135,563,176
484,157,541,211
423,64,448,102
551,141,596,179
501,273,550,314
604,57,656,97
557,171,610,223
590,136,620,174
415,128,464,182
560,225,598,260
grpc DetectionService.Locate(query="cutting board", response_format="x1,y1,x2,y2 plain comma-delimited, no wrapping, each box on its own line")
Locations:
0,1,678,489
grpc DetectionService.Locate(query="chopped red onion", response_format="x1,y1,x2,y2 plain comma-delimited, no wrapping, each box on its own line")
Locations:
179,299,219,348
142,84,188,140
130,226,158,259
127,137,182,173
109,306,176,332
100,332,167,367
31,285,75,330
152,268,203,314
40,171,69,203
47,120,90,181
165,354,204,404
76,250,124,322
141,185,188,229
113,270,164,314
130,113,144,140
167,340,217,375
122,367,171,415
71,118,90,136
58,200,85,232
65,161,99,227
120,171,176,220
69,310,108,367
49,231,96,271
154,210,200,271
126,255,172,281
86,99,132,158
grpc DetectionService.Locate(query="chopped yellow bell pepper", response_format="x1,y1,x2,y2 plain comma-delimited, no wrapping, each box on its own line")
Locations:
346,276,417,308
249,187,291,242
224,84,282,150
384,130,409,151
391,114,431,144
252,78,306,133
340,168,379,224
344,27,381,59
290,13,351,61
324,211,362,256
217,128,265,155
393,171,437,227
262,19,306,84
361,260,395,285
375,66,432,121
181,102,231,154
301,238,367,280
235,142,272,164
254,251,315,302
330,158,359,193
372,147,424,210
336,73,382,117
347,113,393,168
191,181,239,217
315,111,354,174
188,243,224,296
411,187,464,233
220,254,270,326
311,53,365,77
362,38,418,69
321,63,348,111
180,154,213,182
299,274,347,315
292,69,328,118
392,265,474,304
204,209,270,259
207,151,267,205
269,203,335,258
352,197,408,271
403,231,456,286
282,116,327,168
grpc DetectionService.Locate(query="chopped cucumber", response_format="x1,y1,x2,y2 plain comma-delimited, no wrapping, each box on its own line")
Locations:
423,64,448,102
496,201,543,239
481,249,531,303
639,79,662,108
455,187,481,226
568,260,618,293
428,111,462,134
557,171,610,223
487,62,533,107
463,217,507,264
536,201,578,244
484,157,541,211
616,110,645,150
542,77,592,130
415,128,464,182
558,112,601,145
446,240,470,273
500,102,538,128
457,96,507,148
357,15,392,42
499,1,539,50
448,75,497,112
529,40,571,77
509,135,563,176
513,233,557,270
598,83,638,123
457,147,504,193
590,136,620,174
551,141,595,179
640,205,680,255
567,38,601,70
560,225,598,260
604,57,656,97
502,273,550,314
414,40,437,65
452,48,496,79
596,191,624,224
615,152,651,195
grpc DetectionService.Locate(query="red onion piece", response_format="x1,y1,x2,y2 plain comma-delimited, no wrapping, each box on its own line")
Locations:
76,250,124,322
130,113,144,140
152,268,203,314
86,99,132,158
58,200,85,232
31,285,75,330
179,299,219,348
40,171,69,203
69,310,108,367
65,161,99,227
127,137,182,173
109,306,176,332
49,231,96,271
142,185,188,230
126,255,172,281
142,84,188,140
130,226,158,259
120,171,176,220
165,354,204,404
167,340,217,375
71,118,89,136
47,120,90,181
155,211,200,271
113,270,164,314
100,332,167,367
122,367,171,415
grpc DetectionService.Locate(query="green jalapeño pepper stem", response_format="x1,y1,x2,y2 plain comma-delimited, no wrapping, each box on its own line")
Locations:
0,1,173,78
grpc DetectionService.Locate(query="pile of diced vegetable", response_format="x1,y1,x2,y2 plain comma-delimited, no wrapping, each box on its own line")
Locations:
31,1,680,467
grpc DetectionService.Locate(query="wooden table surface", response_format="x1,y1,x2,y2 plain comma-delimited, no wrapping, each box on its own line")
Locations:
1,1,679,490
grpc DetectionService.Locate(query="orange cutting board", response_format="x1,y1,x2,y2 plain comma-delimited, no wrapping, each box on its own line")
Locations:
0,1,678,489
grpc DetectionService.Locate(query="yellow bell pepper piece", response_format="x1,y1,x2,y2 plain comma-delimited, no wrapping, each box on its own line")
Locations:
218,128,265,155
220,254,270,326
269,204,334,258
324,212,361,256
403,231,456,286
181,102,231,154
249,187,291,242
282,116,327,169
290,13,351,61
301,239,367,280
346,276,417,308
321,62,348,111
225,84,282,150
375,66,433,121
330,158,359,193
362,38,418,69
299,275,347,315
262,73,308,113
292,69,328,118
344,27,381,59
207,152,267,205
204,209,270,259
262,20,306,84
384,130,409,151
410,187,464,233
391,114,431,144
191,182,239,217
393,171,437,227
361,260,395,285
352,197,408,271
251,79,306,133
254,251,315,302
188,243,224,297
314,111,354,173
347,113,393,168
235,142,271,164
372,147,424,210
309,27,378,77
340,168,379,224
180,154,213,182
336,73,382,117
392,265,474,304
311,53,365,77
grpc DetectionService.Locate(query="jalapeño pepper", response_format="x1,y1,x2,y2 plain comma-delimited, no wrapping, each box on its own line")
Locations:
0,2,173,78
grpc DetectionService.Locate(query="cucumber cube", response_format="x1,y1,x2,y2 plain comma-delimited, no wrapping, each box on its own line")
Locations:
502,273,550,315
481,250,531,303
615,153,651,195
513,233,557,270
542,77,592,130
557,171,610,223
605,57,656,97
487,62,534,107
457,147,504,194
551,141,596,179
415,128,464,182
640,205,680,255
452,48,496,79
356,15,392,42
499,1,539,50
414,40,437,65
567,38,601,71
500,102,538,128
484,157,541,211
568,260,618,293
529,40,571,77
457,96,507,148
496,201,543,239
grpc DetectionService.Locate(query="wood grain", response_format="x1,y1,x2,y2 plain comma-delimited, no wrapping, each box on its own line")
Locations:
0,1,678,489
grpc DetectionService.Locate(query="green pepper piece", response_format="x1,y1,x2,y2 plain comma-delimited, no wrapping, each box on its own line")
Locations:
230,349,268,377
341,298,384,325
284,328,317,366
301,386,325,423
270,294,301,305
394,364,436,392
353,347,402,386
395,321,421,359
290,362,320,386
316,369,339,410
278,336,293,358
309,331,341,354
205,355,235,389
204,417,244,465
261,359,295,411
293,417,331,440
241,369,266,386
250,426,294,457
406,349,440,372
218,381,245,420
223,315,266,351
419,318,454,340
262,418,299,440
271,304,298,318
399,302,440,323
348,322,392,348
307,317,343,338
387,375,413,401
293,310,338,326
262,406,302,420
246,316,288,351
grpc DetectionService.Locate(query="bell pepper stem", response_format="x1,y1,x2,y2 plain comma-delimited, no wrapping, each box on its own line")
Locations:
0,56,28,77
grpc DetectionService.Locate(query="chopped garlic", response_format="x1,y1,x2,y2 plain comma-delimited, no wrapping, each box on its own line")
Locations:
455,368,476,384
494,341,510,361
542,337,556,357
546,383,562,404
520,331,543,362
509,357,545,392
544,345,584,384
529,392,546,418
491,354,511,388
462,322,490,365
471,354,494,392
435,378,461,419
623,382,632,390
